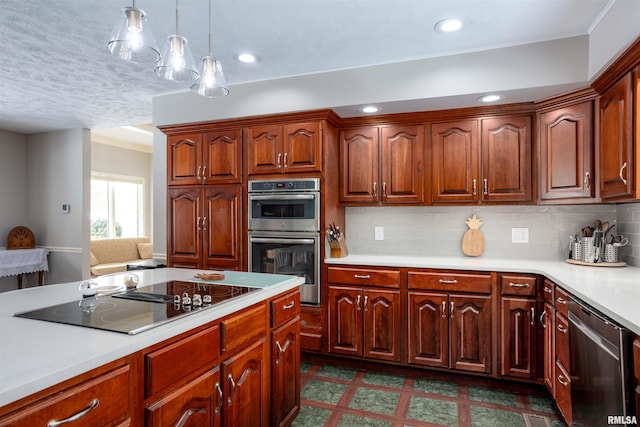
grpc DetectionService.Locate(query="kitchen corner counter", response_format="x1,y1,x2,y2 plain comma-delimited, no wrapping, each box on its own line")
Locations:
0,268,303,407
325,255,640,335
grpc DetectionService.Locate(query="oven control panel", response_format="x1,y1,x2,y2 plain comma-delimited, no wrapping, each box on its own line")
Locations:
249,178,319,192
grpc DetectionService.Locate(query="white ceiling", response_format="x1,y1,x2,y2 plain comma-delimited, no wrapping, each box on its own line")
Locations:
0,0,622,141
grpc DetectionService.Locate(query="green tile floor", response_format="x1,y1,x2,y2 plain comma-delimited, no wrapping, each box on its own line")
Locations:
295,359,568,427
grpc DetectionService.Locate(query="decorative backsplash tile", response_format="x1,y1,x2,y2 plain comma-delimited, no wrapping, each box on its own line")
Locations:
344,203,640,267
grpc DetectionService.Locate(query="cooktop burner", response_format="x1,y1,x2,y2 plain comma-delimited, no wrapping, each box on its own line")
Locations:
15,281,261,335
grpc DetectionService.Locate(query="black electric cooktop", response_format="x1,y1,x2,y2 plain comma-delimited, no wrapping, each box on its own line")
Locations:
15,280,261,335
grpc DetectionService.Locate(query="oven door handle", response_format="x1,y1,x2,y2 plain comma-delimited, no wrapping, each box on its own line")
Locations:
250,237,316,245
249,194,315,201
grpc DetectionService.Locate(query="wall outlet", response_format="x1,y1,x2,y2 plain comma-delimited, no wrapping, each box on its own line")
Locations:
512,227,529,244
374,226,384,241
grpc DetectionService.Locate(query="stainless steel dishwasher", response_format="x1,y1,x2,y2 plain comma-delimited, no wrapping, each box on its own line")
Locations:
568,299,635,426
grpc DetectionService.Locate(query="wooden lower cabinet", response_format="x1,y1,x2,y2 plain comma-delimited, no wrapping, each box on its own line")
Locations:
408,292,492,373
500,297,537,379
271,317,301,427
328,285,401,362
542,301,555,395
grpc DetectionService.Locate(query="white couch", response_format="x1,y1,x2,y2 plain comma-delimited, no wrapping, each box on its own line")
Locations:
90,237,152,276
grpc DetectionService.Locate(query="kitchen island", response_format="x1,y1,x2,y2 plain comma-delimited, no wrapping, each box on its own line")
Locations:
0,268,303,426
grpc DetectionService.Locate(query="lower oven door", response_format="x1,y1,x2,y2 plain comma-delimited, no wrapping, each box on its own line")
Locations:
248,231,320,305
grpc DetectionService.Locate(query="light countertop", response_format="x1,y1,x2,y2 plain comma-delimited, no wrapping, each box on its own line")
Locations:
325,255,640,335
0,268,303,407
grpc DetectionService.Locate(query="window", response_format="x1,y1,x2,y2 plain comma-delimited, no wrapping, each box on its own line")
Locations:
91,173,144,239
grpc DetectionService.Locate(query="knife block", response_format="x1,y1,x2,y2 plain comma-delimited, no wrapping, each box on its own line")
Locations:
328,235,348,258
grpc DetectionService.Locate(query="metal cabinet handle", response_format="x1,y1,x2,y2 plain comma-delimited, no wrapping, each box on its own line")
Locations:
583,171,591,189
450,301,455,318
363,295,369,312
275,341,284,364
619,162,628,185
472,179,477,195
557,373,569,386
441,301,447,319
283,152,288,168
201,166,206,181
556,297,567,305
483,178,488,195
354,274,371,279
227,374,236,405
197,166,202,179
283,301,295,309
356,295,361,311
202,216,207,231
277,153,282,168
540,310,547,328
543,286,552,294
382,182,387,198
557,324,568,334
439,279,458,284
530,307,536,326
509,282,530,288
215,382,223,414
47,399,99,426
197,216,202,230
372,181,377,198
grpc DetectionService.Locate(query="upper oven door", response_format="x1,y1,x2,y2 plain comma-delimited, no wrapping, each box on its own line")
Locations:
248,192,320,232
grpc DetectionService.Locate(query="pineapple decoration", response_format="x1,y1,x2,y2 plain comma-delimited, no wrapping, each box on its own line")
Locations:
462,214,485,257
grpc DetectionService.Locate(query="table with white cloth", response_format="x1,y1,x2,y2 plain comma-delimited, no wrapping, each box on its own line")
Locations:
0,248,49,288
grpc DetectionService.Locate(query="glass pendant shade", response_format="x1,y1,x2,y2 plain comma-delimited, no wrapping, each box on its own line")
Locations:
106,6,160,64
154,35,199,82
191,56,229,97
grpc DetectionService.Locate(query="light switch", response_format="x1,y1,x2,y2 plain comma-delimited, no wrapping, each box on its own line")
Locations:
512,228,529,244
374,226,384,241
61,204,71,214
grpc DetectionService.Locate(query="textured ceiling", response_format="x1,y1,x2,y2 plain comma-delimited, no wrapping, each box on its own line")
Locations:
0,0,613,135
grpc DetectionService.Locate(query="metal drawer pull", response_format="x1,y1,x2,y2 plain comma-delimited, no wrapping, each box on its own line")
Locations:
619,162,628,185
283,301,295,309
48,399,99,426
439,279,458,284
557,374,569,386
530,307,535,326
509,282,529,288
556,297,567,305
543,286,552,293
215,383,223,414
557,324,568,334
354,274,371,279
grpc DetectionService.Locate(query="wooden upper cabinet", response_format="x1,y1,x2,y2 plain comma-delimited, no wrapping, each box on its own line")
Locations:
599,71,635,200
168,133,203,186
203,186,242,270
431,120,479,202
339,127,379,203
168,130,242,186
167,187,202,268
247,122,321,175
340,125,424,204
481,116,532,202
380,125,424,203
539,102,594,201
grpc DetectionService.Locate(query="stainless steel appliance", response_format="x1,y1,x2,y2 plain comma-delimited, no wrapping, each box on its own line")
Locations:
248,178,321,305
15,281,260,334
568,299,635,426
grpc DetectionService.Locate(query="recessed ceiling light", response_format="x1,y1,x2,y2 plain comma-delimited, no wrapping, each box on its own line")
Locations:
361,106,379,113
434,18,463,33
237,53,256,63
477,94,503,103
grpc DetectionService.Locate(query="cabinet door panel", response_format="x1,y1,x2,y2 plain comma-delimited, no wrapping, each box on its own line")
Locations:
247,125,283,175
363,289,401,361
340,127,379,202
284,122,321,173
431,121,479,202
271,317,301,427
408,292,449,367
381,125,424,203
168,133,202,186
222,338,268,427
500,298,536,379
203,186,242,270
543,302,556,396
328,286,362,356
539,102,593,200
481,116,532,201
203,129,242,184
450,295,492,373
167,187,202,268
599,72,634,200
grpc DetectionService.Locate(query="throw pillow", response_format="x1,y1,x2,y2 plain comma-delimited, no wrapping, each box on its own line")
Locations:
90,251,99,267
137,242,153,259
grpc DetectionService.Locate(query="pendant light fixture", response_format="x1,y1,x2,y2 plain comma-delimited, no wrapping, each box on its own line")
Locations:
154,0,199,83
191,0,229,97
106,0,160,64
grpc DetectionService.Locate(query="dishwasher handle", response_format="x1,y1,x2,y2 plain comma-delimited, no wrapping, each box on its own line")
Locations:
568,310,619,360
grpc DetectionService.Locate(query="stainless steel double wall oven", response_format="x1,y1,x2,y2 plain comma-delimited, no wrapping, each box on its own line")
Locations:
248,178,321,305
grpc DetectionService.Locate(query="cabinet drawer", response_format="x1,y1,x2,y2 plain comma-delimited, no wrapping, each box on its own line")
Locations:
500,274,537,296
221,303,266,354
555,313,570,369
555,360,572,425
328,266,400,288
0,365,131,427
271,290,301,327
542,279,555,304
146,326,220,398
555,287,571,317
408,271,492,294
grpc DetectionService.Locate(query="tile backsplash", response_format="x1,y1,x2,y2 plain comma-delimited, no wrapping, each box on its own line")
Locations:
344,203,640,267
